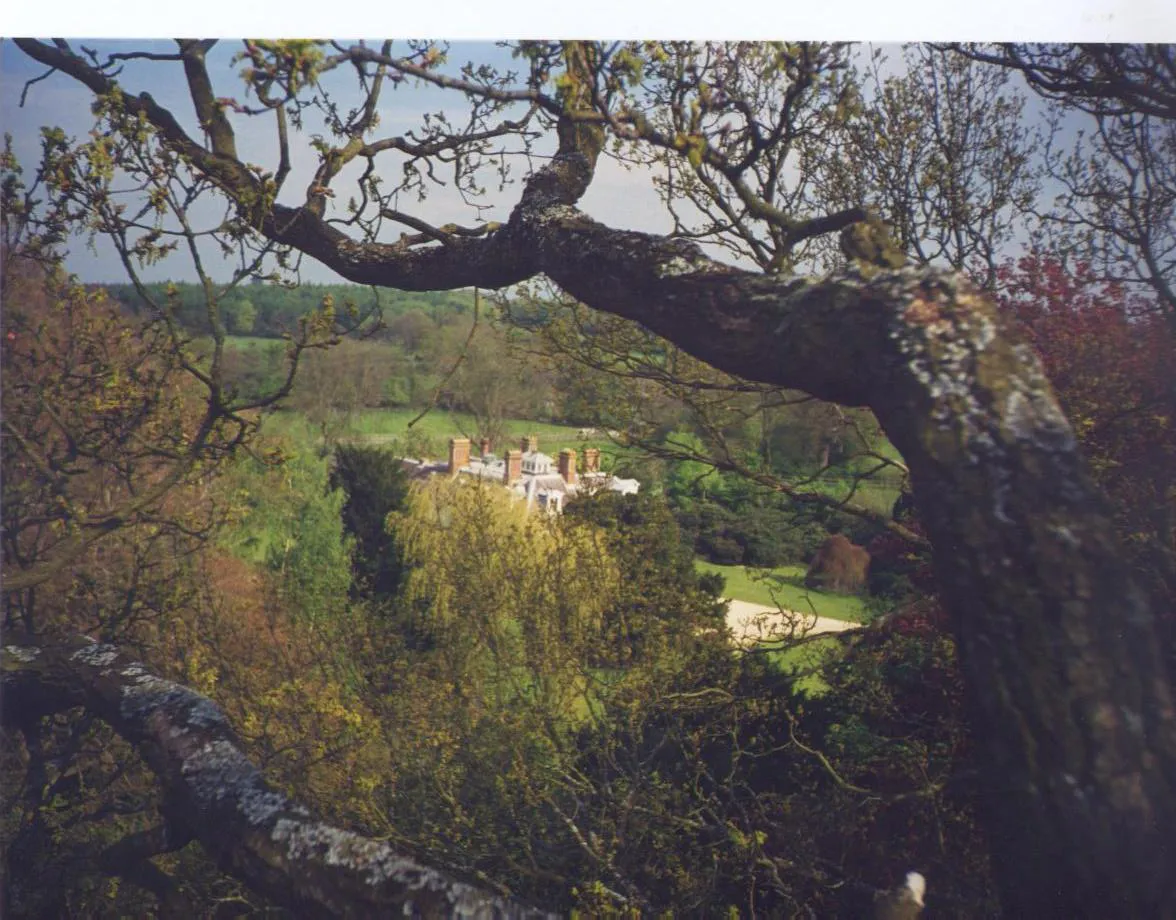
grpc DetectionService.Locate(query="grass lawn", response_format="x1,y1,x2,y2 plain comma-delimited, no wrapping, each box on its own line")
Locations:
349,408,594,450
261,407,622,460
764,636,841,695
696,559,868,623
696,558,869,694
803,475,903,517
189,334,284,353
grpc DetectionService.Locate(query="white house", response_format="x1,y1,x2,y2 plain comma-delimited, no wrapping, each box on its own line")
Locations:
400,435,639,514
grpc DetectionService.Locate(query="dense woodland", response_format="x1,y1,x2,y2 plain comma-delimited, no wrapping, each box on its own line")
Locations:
2,40,1175,918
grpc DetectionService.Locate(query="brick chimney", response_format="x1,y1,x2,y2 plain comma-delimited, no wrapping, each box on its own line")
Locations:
448,437,470,476
504,449,522,485
480,437,491,457
584,448,601,473
558,448,578,485
520,434,537,454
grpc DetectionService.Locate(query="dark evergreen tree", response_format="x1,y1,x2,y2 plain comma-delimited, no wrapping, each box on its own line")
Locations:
330,445,411,602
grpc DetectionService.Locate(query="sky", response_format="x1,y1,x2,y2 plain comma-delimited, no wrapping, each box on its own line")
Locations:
3,6,1175,284
1,38,677,282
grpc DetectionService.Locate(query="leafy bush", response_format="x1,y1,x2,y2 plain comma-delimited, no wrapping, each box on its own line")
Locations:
805,534,871,595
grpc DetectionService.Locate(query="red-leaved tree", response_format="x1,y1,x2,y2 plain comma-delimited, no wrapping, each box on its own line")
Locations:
998,254,1176,628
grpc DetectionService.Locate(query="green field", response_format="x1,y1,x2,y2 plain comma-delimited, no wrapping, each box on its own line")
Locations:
805,477,903,516
696,560,868,623
189,334,284,353
696,559,867,693
225,335,283,349
262,407,618,459
765,637,841,695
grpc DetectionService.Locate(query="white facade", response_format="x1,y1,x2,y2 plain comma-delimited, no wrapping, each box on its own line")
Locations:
403,437,639,514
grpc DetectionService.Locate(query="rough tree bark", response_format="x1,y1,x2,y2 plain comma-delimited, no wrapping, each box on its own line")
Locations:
11,39,1176,917
0,635,553,919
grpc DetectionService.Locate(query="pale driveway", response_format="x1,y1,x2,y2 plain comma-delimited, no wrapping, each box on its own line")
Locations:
724,599,858,648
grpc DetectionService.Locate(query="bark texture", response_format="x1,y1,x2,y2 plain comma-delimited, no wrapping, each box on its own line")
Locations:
0,636,554,920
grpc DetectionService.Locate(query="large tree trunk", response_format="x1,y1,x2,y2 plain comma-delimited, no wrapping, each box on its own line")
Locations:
551,257,1176,917
10,38,1176,916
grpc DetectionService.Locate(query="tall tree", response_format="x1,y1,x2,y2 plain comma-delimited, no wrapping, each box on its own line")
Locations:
9,39,1176,916
997,253,1176,619
957,43,1176,331
812,44,1042,288
330,443,410,600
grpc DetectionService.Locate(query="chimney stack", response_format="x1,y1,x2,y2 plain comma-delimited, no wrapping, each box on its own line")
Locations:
521,434,538,454
558,448,578,486
504,449,523,485
480,437,491,457
448,437,470,476
585,448,601,473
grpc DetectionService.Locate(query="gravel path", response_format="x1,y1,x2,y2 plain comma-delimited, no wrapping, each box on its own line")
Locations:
724,599,858,648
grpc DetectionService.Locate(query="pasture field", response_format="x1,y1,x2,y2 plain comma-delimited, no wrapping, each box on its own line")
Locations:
802,474,904,517
261,407,623,459
696,560,868,623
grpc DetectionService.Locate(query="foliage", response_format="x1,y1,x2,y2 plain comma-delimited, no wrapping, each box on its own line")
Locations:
361,481,962,915
604,41,864,272
162,549,389,833
7,36,1175,917
216,439,354,623
997,253,1176,618
389,477,618,665
812,45,1041,288
805,534,872,595
563,490,727,665
799,616,997,916
218,336,287,402
1,252,218,639
677,487,852,567
221,295,257,334
108,280,473,341
957,43,1176,326
430,315,557,446
285,336,402,442
519,280,911,568
329,444,411,602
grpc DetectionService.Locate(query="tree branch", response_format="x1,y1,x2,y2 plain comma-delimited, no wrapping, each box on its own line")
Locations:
0,635,555,919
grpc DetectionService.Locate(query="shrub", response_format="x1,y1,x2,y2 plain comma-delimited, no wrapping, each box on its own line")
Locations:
805,534,870,595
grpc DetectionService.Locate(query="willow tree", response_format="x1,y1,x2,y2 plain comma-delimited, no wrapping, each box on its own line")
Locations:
9,39,1176,917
